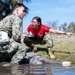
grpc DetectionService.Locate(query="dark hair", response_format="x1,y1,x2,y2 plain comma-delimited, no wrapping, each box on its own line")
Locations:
32,16,42,24
12,3,28,13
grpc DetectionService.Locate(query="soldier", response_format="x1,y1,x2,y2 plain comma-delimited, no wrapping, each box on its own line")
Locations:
24,16,72,59
0,3,28,64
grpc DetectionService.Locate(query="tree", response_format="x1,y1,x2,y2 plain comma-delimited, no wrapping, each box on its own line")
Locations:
0,0,30,20
68,22,75,33
59,23,68,31
47,20,58,30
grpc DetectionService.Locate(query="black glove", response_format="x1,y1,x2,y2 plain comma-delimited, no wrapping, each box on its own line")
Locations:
23,36,30,43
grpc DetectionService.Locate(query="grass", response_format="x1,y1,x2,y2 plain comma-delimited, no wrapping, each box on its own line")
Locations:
36,33,75,64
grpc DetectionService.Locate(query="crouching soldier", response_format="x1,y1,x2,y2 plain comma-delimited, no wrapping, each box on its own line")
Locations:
0,3,28,64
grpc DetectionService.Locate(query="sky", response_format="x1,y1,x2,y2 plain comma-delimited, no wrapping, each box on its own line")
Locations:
23,0,75,32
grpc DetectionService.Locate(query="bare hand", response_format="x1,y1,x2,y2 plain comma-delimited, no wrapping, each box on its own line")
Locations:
66,32,72,37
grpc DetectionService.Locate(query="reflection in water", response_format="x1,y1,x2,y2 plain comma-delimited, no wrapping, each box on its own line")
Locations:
0,62,75,75
11,64,24,75
0,62,11,75
11,64,52,75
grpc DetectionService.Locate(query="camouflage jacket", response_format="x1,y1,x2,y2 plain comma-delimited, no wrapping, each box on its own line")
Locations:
0,14,22,42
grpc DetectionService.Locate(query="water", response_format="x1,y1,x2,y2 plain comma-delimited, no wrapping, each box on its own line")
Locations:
0,62,75,75
52,64,75,75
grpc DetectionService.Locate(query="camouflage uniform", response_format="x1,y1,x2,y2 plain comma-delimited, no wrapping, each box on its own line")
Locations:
0,14,26,64
24,32,53,48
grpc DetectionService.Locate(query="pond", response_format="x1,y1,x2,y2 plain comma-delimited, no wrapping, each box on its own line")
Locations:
0,62,75,75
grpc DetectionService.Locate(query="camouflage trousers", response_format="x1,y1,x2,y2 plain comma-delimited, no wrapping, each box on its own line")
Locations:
24,33,53,48
0,39,27,64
